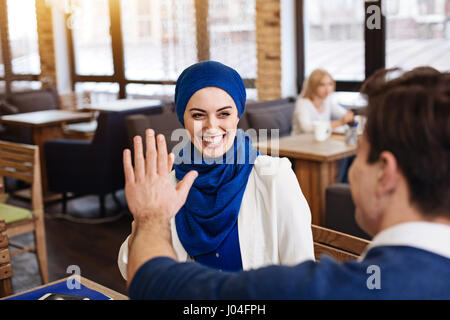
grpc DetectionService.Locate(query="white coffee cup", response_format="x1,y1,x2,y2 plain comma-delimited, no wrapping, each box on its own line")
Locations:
313,121,331,142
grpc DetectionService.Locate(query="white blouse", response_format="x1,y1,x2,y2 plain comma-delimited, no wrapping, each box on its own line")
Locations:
118,155,315,280
291,96,348,134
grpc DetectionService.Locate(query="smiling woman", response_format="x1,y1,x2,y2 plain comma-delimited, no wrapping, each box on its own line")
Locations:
183,87,239,159
118,60,315,278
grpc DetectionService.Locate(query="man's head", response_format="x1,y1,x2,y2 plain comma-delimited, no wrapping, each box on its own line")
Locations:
349,67,450,236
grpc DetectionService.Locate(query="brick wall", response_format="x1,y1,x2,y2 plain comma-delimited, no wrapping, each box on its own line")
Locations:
255,0,282,101
35,0,57,88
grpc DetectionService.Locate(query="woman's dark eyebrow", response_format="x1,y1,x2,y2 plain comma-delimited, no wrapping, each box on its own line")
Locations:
217,106,232,112
189,106,232,112
189,108,206,113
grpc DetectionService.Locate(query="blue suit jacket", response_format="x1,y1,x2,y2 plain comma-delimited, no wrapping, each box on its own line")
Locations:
129,246,450,299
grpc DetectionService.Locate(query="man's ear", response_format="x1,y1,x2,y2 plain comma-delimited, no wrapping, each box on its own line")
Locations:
376,151,400,196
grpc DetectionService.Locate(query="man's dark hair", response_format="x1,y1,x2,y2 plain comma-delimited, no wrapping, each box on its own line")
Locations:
360,66,450,217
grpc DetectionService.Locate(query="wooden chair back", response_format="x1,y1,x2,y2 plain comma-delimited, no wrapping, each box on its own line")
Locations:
0,140,48,284
0,219,13,297
312,224,371,262
0,140,43,215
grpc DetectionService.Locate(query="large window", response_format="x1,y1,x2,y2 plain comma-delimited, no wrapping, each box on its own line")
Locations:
0,0,41,95
67,0,257,99
71,0,114,76
120,0,197,82
7,0,40,75
299,0,449,93
208,0,256,80
386,0,450,71
304,0,365,81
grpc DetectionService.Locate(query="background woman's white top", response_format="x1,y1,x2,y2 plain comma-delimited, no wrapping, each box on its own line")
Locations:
292,96,348,134
118,155,315,280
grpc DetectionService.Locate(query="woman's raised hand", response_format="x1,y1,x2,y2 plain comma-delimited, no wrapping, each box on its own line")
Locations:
123,129,197,227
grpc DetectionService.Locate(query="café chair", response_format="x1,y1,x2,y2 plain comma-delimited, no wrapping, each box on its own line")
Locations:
0,219,13,297
0,141,48,284
312,224,370,262
239,97,295,140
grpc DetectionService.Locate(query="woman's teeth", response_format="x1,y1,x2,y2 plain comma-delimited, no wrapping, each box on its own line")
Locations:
202,134,225,146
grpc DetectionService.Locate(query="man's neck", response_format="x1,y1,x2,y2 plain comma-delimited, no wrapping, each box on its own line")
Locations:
377,202,450,234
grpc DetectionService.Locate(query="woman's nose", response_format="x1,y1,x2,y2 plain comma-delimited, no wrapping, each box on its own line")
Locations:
206,116,219,130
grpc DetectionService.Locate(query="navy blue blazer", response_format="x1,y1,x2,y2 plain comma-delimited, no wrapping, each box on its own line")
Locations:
129,246,450,299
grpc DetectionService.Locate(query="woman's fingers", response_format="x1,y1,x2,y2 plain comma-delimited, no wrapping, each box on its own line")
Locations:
130,132,174,180
133,136,145,181
168,152,174,173
156,134,169,175
123,149,135,184
145,129,157,177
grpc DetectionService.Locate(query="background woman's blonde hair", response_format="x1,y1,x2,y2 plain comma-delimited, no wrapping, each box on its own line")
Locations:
300,69,335,99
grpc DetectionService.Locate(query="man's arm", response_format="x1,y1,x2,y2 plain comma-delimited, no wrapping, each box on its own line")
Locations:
123,129,197,285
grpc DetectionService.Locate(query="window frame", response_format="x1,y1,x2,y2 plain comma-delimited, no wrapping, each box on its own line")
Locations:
296,0,386,93
66,0,256,99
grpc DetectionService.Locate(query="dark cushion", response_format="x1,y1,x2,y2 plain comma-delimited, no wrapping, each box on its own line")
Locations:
0,100,19,115
246,103,294,138
325,183,371,240
237,112,250,131
6,87,59,113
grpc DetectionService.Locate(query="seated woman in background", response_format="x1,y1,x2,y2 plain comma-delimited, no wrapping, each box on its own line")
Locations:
118,61,314,280
291,68,354,135
292,68,355,183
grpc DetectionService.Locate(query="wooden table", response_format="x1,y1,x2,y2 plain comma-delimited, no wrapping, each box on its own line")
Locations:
81,98,164,113
0,110,94,199
1,276,128,300
256,134,357,226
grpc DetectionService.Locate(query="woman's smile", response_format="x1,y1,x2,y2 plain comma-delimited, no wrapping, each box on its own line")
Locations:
201,132,227,149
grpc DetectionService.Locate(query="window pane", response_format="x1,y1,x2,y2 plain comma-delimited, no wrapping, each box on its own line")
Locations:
126,83,176,99
386,0,450,72
121,0,197,81
305,0,365,81
208,0,257,80
75,82,119,103
11,81,42,92
71,0,114,75
7,0,40,75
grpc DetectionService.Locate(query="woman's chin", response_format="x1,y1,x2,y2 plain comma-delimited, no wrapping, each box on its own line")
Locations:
202,146,227,159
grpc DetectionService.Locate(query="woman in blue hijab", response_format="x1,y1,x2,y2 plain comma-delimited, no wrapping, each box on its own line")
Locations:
119,61,314,276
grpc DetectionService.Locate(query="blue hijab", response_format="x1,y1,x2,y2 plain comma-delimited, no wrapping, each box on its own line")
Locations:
174,61,259,256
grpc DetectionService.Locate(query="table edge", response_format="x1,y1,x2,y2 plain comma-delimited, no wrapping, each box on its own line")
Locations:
1,276,128,300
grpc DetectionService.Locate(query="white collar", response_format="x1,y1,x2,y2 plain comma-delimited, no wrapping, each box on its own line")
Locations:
358,221,450,261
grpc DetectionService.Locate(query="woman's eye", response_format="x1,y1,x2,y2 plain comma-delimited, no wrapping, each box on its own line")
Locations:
192,113,204,119
219,112,230,117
